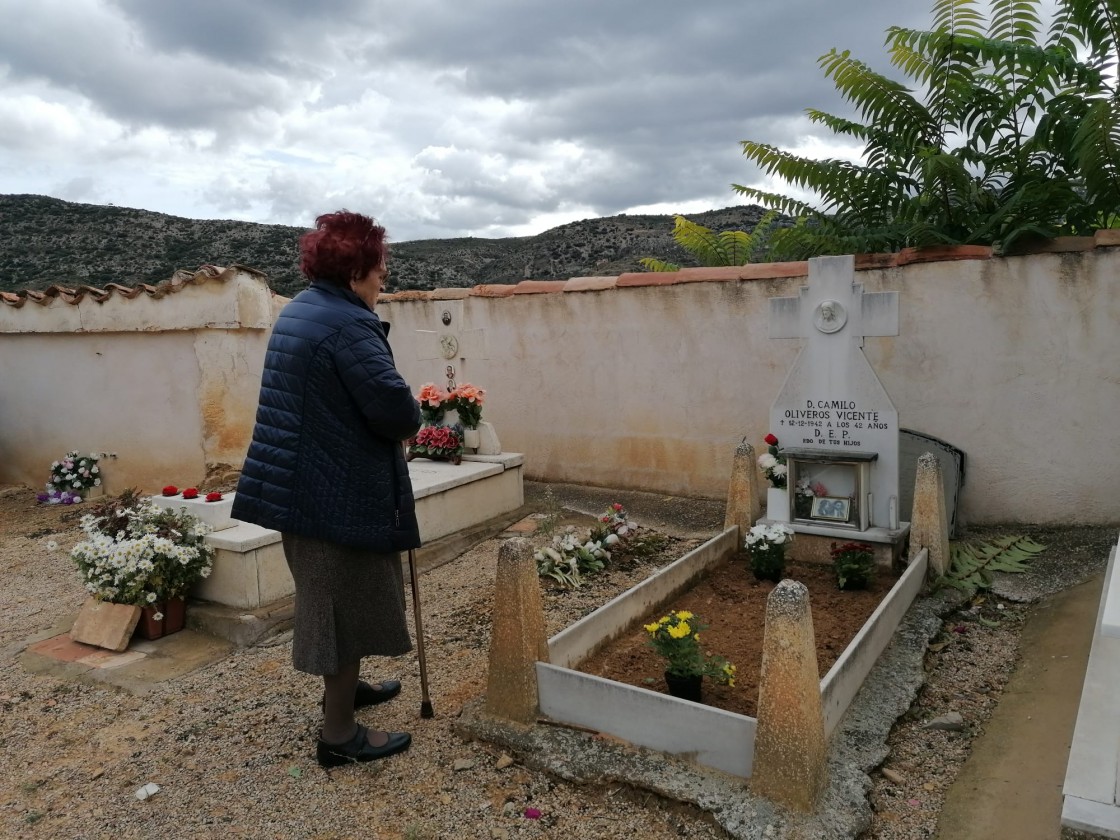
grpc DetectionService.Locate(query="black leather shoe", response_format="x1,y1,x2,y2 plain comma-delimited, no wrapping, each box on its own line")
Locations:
355,679,401,708
316,724,411,768
320,679,402,712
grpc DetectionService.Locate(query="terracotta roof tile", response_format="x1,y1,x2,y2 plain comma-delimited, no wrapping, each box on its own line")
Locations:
0,264,265,309
854,253,899,270
616,271,681,287
895,245,992,266
674,266,745,283
564,276,618,292
471,284,518,297
513,280,567,294
429,288,472,300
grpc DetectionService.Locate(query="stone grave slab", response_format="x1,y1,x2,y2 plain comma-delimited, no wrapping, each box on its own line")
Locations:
69,599,142,652
899,429,965,537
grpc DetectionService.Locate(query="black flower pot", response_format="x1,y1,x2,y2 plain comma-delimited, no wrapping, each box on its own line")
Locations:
664,671,703,702
748,546,786,582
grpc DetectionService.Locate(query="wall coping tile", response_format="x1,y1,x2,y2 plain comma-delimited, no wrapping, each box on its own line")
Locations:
471,284,518,297
513,280,568,294
564,276,619,292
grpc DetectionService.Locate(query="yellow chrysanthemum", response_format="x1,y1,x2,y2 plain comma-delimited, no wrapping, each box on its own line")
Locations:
676,610,694,620
644,622,660,633
668,622,690,639
658,615,670,625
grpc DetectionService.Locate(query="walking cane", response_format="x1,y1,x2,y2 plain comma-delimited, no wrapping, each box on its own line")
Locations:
407,548,434,718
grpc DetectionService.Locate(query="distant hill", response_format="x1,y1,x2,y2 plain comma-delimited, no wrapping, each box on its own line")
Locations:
0,195,776,298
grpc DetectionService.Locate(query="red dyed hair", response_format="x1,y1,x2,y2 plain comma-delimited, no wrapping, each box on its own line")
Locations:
298,210,388,287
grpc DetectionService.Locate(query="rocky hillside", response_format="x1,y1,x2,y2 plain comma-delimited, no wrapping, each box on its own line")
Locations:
0,194,774,298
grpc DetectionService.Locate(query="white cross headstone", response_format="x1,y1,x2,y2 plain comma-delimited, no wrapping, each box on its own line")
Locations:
767,255,900,529
414,301,488,390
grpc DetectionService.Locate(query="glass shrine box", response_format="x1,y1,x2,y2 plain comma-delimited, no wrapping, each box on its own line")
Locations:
783,447,878,531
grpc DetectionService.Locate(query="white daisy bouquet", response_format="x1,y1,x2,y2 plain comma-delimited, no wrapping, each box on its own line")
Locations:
71,489,214,606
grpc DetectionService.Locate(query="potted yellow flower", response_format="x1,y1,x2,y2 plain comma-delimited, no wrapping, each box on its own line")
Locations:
644,609,735,702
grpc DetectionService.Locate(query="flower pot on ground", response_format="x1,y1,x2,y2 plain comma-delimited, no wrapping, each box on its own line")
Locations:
744,523,795,582
643,610,735,702
664,670,703,702
69,488,215,627
163,596,186,634
40,450,103,503
831,541,876,590
136,605,164,640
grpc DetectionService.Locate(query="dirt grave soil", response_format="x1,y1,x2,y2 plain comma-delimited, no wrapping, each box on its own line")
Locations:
577,553,899,717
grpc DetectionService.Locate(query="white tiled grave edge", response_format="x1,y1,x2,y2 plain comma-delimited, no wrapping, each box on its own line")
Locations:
191,453,524,609
1062,532,1120,839
537,531,928,779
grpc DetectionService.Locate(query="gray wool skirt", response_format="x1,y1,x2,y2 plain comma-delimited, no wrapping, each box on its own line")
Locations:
281,533,412,676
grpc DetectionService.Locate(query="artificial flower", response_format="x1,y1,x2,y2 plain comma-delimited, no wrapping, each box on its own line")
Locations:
162,486,179,496
182,488,199,500
415,383,451,408
205,492,223,502
757,435,787,489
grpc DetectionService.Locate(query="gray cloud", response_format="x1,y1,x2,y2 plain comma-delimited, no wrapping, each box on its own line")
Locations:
0,0,945,240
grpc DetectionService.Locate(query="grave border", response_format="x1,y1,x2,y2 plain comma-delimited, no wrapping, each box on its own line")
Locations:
537,531,929,778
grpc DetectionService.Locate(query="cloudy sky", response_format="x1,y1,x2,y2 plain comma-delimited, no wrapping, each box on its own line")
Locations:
0,0,932,242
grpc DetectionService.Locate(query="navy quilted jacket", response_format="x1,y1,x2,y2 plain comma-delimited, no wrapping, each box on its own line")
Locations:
232,282,422,550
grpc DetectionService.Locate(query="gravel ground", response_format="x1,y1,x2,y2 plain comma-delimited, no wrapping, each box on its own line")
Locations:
867,524,1116,840
0,484,1114,840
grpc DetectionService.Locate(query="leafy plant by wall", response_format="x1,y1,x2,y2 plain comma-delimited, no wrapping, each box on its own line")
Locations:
734,0,1120,258
639,211,781,272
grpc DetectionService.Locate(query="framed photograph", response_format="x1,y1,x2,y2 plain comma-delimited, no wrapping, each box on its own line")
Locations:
811,496,850,522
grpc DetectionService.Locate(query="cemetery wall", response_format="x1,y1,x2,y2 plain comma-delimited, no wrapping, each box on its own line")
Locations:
381,239,1119,525
1,241,1116,525
0,268,276,492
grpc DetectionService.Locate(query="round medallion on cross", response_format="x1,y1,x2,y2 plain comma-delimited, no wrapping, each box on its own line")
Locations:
439,334,459,359
813,300,847,334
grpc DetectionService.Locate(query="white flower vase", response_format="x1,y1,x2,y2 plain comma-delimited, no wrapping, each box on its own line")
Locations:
463,427,481,450
767,487,790,522
476,421,502,456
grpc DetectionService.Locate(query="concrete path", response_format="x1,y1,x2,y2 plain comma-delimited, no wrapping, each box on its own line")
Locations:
936,573,1105,840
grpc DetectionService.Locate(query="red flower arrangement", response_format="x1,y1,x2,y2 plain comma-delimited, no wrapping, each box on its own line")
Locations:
407,423,464,464
161,485,179,496
182,488,199,499
205,492,223,502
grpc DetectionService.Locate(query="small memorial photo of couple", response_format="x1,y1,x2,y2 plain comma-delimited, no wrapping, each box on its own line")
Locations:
811,496,850,522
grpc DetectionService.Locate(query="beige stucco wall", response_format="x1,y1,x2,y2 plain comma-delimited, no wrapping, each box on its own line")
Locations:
0,270,274,492
1,248,1116,525
380,247,1120,526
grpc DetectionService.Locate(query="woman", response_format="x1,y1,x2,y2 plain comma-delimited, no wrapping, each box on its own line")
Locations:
233,210,421,767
